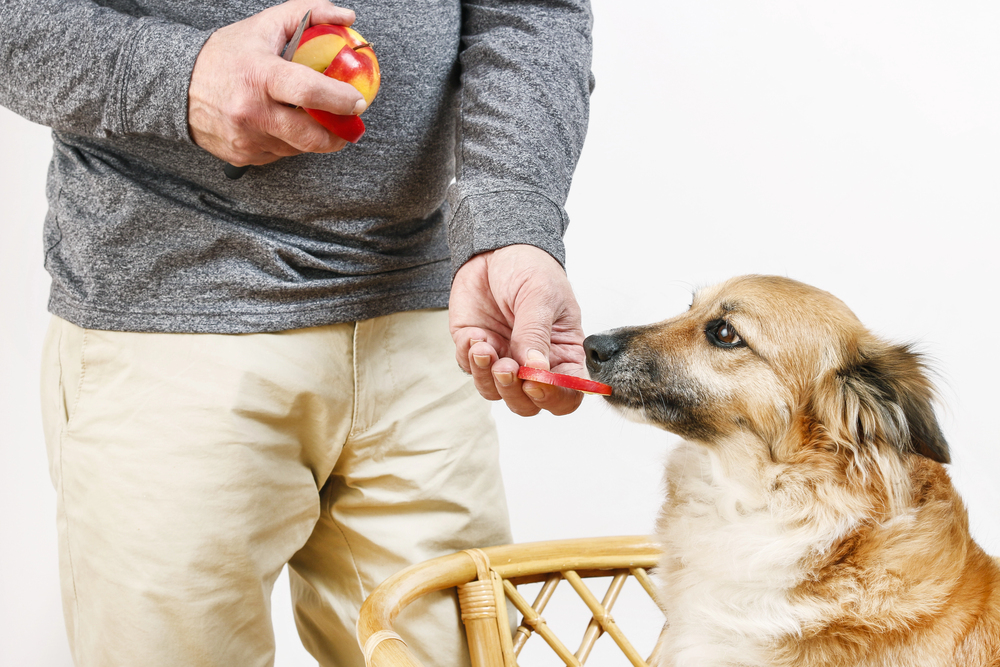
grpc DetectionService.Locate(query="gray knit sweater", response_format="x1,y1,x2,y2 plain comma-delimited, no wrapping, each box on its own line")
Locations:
0,0,593,333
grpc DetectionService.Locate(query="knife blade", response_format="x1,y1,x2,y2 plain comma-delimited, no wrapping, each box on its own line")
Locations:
224,10,312,180
282,10,311,61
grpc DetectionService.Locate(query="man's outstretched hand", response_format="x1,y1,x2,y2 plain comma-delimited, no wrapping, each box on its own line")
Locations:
188,0,366,167
450,245,586,417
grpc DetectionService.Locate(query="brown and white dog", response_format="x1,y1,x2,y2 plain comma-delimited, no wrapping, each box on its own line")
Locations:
584,275,1000,667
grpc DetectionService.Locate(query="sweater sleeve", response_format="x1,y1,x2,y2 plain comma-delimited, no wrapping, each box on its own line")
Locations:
447,0,594,274
0,0,211,142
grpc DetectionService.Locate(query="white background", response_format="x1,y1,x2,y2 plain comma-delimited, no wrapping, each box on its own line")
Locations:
2,1,998,664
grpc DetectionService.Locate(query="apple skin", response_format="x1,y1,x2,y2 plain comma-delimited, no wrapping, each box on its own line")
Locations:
303,109,367,143
292,24,380,143
516,367,614,396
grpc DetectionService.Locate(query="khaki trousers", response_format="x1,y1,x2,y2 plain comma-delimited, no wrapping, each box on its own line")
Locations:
40,309,512,667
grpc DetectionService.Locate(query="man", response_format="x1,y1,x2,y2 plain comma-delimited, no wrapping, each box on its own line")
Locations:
0,0,593,664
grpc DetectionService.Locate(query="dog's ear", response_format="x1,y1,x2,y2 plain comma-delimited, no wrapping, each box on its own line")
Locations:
833,342,949,463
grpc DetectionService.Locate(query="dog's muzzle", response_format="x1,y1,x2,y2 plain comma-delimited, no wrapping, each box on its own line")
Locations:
583,333,624,377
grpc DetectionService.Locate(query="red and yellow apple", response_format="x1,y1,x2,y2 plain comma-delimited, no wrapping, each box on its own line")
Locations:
292,24,380,143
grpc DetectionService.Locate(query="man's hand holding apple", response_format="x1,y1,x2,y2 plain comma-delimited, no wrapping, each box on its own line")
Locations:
188,0,368,167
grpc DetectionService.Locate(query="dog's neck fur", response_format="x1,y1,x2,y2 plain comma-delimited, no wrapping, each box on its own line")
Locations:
652,433,987,667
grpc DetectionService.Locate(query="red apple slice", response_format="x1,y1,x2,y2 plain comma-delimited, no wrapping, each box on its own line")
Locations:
516,367,613,396
304,108,366,143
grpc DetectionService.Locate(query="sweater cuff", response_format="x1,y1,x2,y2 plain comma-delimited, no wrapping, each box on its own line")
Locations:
446,190,568,277
109,19,212,142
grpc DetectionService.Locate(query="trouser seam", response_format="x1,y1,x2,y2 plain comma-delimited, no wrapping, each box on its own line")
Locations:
60,323,88,653
348,321,361,440
339,320,371,604
332,511,370,610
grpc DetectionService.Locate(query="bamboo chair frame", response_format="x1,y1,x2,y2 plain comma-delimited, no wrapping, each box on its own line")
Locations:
357,535,663,667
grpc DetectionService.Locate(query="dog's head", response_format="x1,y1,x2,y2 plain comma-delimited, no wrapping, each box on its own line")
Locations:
585,275,948,464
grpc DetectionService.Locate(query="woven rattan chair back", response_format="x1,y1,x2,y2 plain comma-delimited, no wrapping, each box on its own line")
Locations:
357,535,663,667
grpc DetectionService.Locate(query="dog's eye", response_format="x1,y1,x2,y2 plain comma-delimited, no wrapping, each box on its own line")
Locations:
706,319,743,348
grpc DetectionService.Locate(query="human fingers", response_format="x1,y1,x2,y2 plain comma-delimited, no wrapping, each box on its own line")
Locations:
257,102,351,155
514,351,585,416
276,0,356,38
267,61,366,116
490,357,542,417
468,340,502,401
191,105,331,166
452,325,507,373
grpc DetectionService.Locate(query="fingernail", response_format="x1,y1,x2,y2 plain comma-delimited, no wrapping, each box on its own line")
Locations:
527,349,546,364
352,98,367,114
494,371,514,387
473,354,491,369
523,385,545,400
471,338,485,345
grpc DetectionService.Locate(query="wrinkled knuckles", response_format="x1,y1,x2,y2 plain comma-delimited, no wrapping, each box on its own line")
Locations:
510,404,542,417
228,132,262,159
547,398,583,417
225,96,264,132
291,121,340,153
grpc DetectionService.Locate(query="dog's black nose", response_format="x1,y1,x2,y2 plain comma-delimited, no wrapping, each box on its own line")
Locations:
583,333,622,374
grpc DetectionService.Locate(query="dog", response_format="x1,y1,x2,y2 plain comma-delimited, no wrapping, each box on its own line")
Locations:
583,275,1000,667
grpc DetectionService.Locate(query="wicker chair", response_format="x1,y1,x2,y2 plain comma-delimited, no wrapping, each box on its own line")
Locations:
357,535,664,667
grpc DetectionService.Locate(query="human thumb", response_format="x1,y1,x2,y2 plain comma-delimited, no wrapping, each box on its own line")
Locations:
510,311,554,370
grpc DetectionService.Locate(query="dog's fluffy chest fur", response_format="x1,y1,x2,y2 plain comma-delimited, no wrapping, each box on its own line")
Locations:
651,440,1000,667
653,442,834,667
